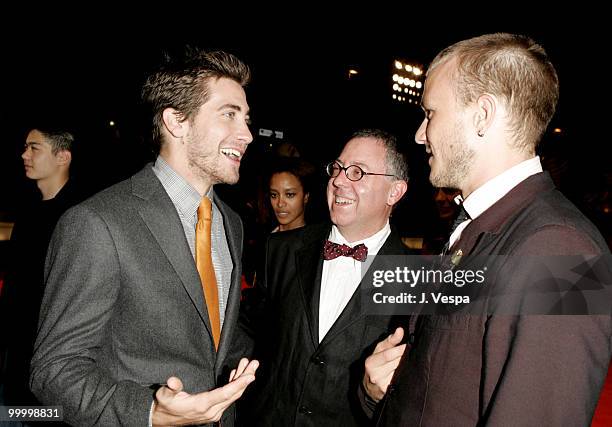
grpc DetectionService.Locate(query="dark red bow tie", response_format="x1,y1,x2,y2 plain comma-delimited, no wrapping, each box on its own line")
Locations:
323,240,368,262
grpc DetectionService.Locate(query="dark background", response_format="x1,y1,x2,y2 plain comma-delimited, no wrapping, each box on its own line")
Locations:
0,17,609,241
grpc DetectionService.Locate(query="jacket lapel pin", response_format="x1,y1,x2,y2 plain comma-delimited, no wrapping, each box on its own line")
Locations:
451,249,463,266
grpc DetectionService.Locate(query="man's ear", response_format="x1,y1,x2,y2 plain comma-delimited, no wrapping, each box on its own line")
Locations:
473,94,496,138
162,107,189,139
56,150,71,166
388,180,408,206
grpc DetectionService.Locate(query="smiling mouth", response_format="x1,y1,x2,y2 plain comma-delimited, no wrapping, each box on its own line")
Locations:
220,148,242,161
334,195,354,205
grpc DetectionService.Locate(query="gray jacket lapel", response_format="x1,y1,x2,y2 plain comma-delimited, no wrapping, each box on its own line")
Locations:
131,166,213,335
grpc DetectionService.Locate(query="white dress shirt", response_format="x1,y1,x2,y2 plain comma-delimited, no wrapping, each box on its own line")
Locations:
318,222,391,342
448,156,543,248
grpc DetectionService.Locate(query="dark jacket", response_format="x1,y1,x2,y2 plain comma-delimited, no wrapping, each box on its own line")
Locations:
242,223,410,426
377,172,612,427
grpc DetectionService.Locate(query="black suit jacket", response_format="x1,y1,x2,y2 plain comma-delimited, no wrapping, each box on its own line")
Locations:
242,223,410,426
377,172,612,427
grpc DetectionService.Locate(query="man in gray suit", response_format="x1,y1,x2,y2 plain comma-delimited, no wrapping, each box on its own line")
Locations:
30,48,258,426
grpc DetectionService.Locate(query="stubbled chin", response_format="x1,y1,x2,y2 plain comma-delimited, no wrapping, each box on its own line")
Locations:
219,169,240,185
223,154,241,165
226,175,239,185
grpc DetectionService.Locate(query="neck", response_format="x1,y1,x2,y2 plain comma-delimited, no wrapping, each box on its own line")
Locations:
37,173,69,200
279,218,305,232
337,220,388,244
160,151,212,196
462,145,534,198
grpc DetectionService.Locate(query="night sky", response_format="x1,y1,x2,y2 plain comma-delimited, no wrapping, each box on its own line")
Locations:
1,17,608,237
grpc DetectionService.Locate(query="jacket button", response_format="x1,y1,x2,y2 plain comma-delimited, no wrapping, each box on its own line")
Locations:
387,384,396,395
299,405,312,415
408,332,416,345
311,355,325,366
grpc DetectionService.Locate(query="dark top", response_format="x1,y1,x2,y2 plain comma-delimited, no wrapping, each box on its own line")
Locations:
0,179,83,406
240,223,412,426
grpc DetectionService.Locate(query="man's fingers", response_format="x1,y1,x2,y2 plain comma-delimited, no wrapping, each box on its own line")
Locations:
199,373,256,407
385,327,404,347
368,343,406,370
373,327,405,354
364,343,406,402
367,353,404,384
154,373,257,426
229,359,259,383
377,373,394,393
368,372,394,400
165,376,184,392
241,360,259,376
363,346,404,402
155,376,187,406
381,343,407,363
233,358,250,379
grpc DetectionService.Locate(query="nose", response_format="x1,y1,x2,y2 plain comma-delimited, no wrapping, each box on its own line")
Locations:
22,147,30,160
331,168,350,188
277,196,286,208
237,121,253,146
415,119,427,145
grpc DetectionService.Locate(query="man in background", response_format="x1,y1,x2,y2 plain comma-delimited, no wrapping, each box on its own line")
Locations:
0,125,81,413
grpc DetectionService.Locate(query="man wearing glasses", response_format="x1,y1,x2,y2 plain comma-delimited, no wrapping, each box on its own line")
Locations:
241,129,410,426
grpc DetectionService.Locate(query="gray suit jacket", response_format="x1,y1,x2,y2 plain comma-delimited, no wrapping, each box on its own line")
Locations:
30,165,246,426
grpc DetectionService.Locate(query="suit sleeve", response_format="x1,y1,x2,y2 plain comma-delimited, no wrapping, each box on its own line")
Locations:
30,205,153,426
483,225,612,426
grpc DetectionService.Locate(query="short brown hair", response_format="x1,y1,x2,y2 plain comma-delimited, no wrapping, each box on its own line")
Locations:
141,47,250,153
429,33,559,151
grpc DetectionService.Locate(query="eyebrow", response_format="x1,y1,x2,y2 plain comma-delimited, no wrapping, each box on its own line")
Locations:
270,187,299,192
336,159,370,169
218,103,250,116
24,141,42,147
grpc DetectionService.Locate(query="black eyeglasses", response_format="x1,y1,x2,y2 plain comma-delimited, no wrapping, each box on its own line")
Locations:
325,161,396,182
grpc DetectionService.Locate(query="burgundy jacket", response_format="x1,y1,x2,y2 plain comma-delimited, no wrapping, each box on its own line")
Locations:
376,172,612,426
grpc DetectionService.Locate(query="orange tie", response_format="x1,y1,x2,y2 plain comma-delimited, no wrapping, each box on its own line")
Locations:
196,197,221,350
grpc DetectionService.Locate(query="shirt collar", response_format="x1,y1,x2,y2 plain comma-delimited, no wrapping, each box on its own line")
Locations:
153,155,204,222
463,156,542,220
329,221,391,254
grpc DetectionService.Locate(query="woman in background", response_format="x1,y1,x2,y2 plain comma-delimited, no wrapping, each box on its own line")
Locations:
268,157,314,232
